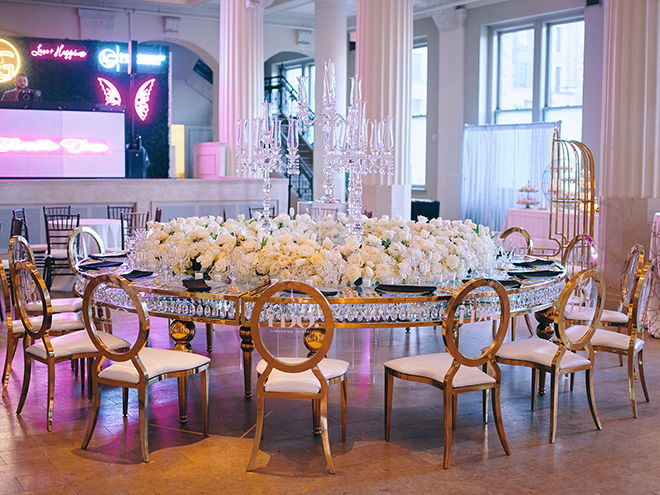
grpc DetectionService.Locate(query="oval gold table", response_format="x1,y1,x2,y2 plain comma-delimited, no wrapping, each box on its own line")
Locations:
75,262,567,399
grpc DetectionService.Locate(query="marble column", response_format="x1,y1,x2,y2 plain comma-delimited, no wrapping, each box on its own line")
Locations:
599,0,660,306
219,0,264,176
314,0,347,201
356,0,413,219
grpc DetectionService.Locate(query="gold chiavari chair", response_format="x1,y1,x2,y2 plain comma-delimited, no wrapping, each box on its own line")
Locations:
494,268,605,443
12,261,129,431
384,278,511,469
81,274,210,462
247,281,348,474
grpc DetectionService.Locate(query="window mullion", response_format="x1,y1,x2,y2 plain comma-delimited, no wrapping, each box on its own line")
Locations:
531,19,544,122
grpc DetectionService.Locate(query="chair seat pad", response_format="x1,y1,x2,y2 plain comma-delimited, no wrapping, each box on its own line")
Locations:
31,244,48,253
495,337,591,370
98,347,210,384
384,353,496,388
566,326,643,352
27,297,83,313
14,312,84,335
27,330,128,360
565,306,628,325
256,357,349,394
46,249,68,259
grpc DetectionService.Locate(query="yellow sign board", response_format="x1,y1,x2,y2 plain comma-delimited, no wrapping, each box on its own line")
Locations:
0,38,21,84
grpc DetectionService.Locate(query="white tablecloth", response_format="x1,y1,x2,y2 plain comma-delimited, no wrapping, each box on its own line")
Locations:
503,208,599,253
647,213,660,337
80,218,122,250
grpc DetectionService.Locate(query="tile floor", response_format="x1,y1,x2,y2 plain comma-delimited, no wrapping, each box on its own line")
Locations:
0,311,659,494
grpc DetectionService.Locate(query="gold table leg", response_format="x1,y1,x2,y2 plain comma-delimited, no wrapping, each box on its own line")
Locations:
239,324,253,399
169,320,196,352
205,323,213,353
534,308,557,396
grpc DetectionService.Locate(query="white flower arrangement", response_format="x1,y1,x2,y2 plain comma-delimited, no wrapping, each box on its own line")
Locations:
140,213,495,287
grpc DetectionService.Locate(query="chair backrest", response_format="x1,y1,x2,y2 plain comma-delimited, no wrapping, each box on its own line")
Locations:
561,234,598,278
555,268,605,352
9,235,37,274
12,208,29,240
10,217,23,238
443,278,510,372
67,226,105,273
222,209,227,222
250,281,335,378
44,213,80,253
82,274,150,367
0,257,13,336
11,260,52,341
154,207,162,223
619,244,644,312
108,204,136,220
631,258,656,337
499,226,534,255
121,212,150,250
43,205,71,216
249,206,276,219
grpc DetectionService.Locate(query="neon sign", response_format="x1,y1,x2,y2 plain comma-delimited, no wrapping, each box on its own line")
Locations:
0,137,109,154
30,42,88,61
97,77,122,106
134,78,155,121
0,38,21,83
98,45,166,72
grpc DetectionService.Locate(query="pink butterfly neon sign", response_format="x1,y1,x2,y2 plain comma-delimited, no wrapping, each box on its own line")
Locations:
97,77,156,121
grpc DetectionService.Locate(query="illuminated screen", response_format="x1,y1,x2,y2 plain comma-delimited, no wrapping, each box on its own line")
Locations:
0,108,125,178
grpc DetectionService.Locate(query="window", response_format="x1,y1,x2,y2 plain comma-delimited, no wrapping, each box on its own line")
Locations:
492,16,584,140
411,43,428,187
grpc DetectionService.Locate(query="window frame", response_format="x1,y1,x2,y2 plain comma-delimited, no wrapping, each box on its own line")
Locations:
411,36,429,190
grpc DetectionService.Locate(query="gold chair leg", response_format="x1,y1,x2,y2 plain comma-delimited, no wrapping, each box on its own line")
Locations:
524,314,533,335
312,399,320,435
482,364,490,423
628,351,638,418
16,353,31,415
201,369,209,437
1,337,18,397
452,394,457,430
492,386,511,455
205,323,213,353
138,385,149,462
46,360,55,432
510,316,517,341
585,368,601,430
384,372,393,441
80,358,85,395
87,358,93,400
247,395,265,471
443,388,453,469
177,376,188,424
122,387,129,416
531,368,538,411
638,349,649,403
549,372,559,443
82,381,102,450
340,379,347,442
320,395,335,474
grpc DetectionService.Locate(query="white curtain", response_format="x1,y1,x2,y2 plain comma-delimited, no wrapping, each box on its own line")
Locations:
461,122,559,231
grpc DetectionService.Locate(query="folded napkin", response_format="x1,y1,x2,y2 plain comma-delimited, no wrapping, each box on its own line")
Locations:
78,260,124,271
374,284,436,295
462,279,521,289
183,279,211,292
89,252,127,260
291,287,339,297
121,270,154,280
507,269,563,279
512,259,555,269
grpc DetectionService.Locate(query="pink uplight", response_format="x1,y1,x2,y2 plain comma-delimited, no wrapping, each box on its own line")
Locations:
0,137,109,154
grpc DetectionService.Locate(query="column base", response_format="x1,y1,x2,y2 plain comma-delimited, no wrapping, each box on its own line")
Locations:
362,184,412,220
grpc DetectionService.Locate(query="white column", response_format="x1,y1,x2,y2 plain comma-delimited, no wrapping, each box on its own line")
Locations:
599,0,660,306
313,0,348,201
356,0,412,219
219,0,264,176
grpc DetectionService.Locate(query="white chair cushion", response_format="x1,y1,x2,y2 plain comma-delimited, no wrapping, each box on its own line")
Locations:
46,249,68,259
496,338,591,370
27,330,129,360
98,347,210,384
31,244,48,253
256,357,349,394
27,297,83,313
384,352,495,389
566,326,643,352
565,306,628,325
14,312,84,335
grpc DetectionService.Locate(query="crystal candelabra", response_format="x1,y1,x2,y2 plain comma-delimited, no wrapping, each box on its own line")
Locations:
236,101,299,228
296,60,395,238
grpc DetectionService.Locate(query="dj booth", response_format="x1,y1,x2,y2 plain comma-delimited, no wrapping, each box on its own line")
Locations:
0,102,126,178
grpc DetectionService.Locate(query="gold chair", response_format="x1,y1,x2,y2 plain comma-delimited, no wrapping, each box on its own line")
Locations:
12,208,47,273
561,234,598,278
247,281,348,474
494,268,605,443
567,259,655,418
120,211,150,250
0,256,20,398
385,278,511,469
107,204,136,220
81,274,210,462
67,226,105,275
12,261,129,431
43,212,80,290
